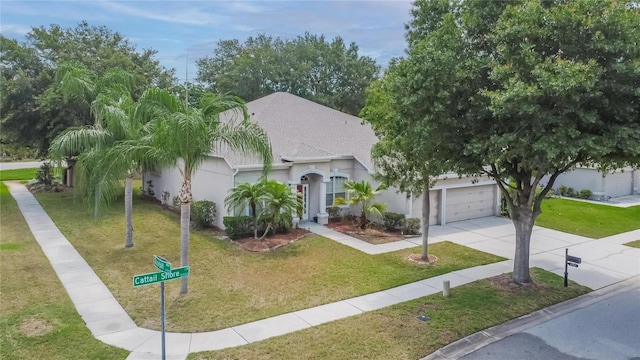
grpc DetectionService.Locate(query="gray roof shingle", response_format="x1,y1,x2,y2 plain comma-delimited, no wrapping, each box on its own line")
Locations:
217,92,378,169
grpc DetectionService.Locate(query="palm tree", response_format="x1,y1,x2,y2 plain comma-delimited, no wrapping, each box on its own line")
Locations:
258,180,298,240
334,180,387,229
48,61,143,248
224,181,267,239
122,88,272,294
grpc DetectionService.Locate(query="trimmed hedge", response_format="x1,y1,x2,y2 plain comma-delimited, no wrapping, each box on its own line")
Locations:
383,212,405,231
223,215,291,240
404,218,421,235
191,200,216,229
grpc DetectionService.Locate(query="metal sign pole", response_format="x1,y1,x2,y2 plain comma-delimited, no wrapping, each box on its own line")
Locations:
161,281,166,360
564,248,569,287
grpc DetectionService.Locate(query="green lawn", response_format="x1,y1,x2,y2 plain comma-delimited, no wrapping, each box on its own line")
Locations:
0,183,127,360
0,168,38,181
536,198,640,238
624,240,640,248
189,268,590,360
34,189,505,332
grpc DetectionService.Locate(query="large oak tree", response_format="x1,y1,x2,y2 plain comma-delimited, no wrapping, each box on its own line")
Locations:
367,0,640,283
196,33,380,116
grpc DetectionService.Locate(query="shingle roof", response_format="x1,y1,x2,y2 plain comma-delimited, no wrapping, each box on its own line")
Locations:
217,92,378,169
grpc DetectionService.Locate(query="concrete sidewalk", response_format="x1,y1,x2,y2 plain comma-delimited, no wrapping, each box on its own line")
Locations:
6,182,640,360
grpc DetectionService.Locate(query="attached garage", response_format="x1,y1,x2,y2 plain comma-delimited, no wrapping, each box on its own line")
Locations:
445,185,497,223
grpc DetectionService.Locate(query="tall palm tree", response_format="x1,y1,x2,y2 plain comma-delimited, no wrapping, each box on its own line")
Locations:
334,180,387,229
123,88,272,294
258,180,297,240
48,61,143,248
224,181,267,239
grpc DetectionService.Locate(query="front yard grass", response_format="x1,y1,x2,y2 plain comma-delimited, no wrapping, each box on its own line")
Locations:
623,240,640,248
536,198,640,238
0,183,127,359
34,189,504,332
0,168,38,181
189,268,590,360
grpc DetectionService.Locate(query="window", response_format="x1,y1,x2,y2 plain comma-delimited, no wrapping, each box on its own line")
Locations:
326,176,348,208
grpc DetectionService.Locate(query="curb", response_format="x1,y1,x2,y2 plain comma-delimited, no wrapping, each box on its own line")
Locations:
422,275,640,360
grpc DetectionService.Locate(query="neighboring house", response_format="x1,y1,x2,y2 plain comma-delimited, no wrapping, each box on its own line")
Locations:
144,92,500,229
543,166,639,200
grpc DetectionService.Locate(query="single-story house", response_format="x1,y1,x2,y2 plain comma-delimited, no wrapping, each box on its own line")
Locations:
144,92,500,229
543,166,639,200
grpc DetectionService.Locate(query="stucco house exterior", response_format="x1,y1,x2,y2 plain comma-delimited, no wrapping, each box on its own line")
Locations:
143,92,500,229
543,166,639,200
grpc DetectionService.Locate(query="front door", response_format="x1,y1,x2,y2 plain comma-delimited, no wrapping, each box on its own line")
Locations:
297,184,309,220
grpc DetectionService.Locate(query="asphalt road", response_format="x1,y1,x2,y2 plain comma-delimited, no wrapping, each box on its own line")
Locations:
461,286,640,360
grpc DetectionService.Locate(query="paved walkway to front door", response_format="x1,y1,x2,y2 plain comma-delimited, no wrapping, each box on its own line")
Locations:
6,182,639,360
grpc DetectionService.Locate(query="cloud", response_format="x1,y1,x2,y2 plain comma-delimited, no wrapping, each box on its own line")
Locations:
94,1,223,26
0,23,32,37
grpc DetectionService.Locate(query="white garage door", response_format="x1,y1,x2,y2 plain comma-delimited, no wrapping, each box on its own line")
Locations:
446,185,496,223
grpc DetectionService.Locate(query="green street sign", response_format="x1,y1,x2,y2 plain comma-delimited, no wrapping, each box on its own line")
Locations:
133,266,190,287
154,255,171,272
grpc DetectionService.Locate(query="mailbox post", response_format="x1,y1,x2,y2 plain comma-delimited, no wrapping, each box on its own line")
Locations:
564,248,582,287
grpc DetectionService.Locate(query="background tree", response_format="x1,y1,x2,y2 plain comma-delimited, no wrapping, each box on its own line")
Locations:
225,181,267,239
48,61,147,248
1,22,175,155
334,180,387,230
120,89,273,294
196,33,380,116
383,0,640,283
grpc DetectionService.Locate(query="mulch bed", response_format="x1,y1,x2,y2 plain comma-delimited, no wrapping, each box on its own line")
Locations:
325,219,407,244
233,227,312,252
490,273,544,292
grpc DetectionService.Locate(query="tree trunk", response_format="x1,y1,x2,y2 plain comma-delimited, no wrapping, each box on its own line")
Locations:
421,184,431,262
93,183,101,218
360,205,367,230
511,205,536,284
179,172,193,295
124,176,134,248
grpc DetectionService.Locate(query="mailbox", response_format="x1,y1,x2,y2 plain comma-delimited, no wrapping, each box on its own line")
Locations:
567,255,582,264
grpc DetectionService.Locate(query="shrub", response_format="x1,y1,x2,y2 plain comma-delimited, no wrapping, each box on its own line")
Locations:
579,189,592,199
191,200,216,229
327,206,342,221
558,185,568,196
566,187,575,197
36,161,54,187
545,188,555,198
223,216,255,240
403,218,421,235
383,212,405,231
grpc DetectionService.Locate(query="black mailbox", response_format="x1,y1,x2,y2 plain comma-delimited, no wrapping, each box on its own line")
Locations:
567,255,582,264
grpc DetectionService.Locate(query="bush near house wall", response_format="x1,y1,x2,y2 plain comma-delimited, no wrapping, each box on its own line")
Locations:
223,216,255,239
223,216,291,240
404,218,421,235
383,212,405,231
191,200,216,229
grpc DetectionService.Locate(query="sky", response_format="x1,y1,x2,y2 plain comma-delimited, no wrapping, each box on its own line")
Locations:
1,0,414,81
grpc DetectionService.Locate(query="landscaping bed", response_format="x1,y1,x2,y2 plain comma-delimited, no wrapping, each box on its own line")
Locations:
326,218,414,244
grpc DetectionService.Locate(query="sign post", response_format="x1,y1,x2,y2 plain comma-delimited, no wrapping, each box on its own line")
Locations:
133,256,190,360
564,248,582,287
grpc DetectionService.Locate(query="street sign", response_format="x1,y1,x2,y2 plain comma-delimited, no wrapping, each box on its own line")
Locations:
132,266,190,287
133,256,191,360
568,262,579,268
154,255,172,272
